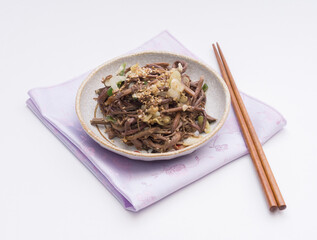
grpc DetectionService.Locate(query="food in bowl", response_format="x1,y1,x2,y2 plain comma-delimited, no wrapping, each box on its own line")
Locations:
90,61,216,153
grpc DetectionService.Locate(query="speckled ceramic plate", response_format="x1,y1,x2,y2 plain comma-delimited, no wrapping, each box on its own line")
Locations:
76,51,230,161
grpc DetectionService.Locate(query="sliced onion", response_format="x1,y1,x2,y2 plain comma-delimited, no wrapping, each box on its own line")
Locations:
205,121,211,133
180,95,188,103
105,76,126,91
142,114,152,122
171,78,184,92
167,88,180,100
182,104,189,111
167,78,185,101
116,64,125,75
178,63,183,73
170,70,181,81
183,136,202,146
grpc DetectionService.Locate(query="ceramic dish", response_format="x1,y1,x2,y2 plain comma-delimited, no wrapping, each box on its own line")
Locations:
76,51,230,161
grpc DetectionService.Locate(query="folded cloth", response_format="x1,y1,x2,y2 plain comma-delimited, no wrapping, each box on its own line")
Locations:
26,31,286,212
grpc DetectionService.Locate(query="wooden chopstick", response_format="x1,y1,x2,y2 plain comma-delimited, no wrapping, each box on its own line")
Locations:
212,44,280,211
215,43,286,210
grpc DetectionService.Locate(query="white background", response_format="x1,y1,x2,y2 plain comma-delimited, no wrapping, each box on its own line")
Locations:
1,0,317,239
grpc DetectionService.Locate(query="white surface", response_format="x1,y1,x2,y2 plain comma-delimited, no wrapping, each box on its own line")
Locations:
0,0,316,239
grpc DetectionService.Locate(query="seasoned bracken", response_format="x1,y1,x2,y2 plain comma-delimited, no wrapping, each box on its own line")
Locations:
90,61,216,152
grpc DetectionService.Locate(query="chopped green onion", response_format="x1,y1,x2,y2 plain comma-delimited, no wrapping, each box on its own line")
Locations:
197,115,204,126
105,116,116,123
119,63,126,76
107,87,113,96
117,81,124,88
202,83,208,92
144,81,148,85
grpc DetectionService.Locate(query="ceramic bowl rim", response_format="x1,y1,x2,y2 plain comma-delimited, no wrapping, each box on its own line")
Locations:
75,51,230,159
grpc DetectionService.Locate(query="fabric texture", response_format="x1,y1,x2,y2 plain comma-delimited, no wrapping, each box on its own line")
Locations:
26,31,286,212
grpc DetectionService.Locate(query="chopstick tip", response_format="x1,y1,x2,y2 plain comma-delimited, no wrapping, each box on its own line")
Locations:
270,205,278,212
212,43,217,51
278,205,287,210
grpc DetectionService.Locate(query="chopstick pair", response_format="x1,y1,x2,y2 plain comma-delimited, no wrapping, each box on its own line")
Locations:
212,43,286,211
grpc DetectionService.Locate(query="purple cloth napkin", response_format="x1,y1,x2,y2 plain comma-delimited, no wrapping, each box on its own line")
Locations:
26,31,286,212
